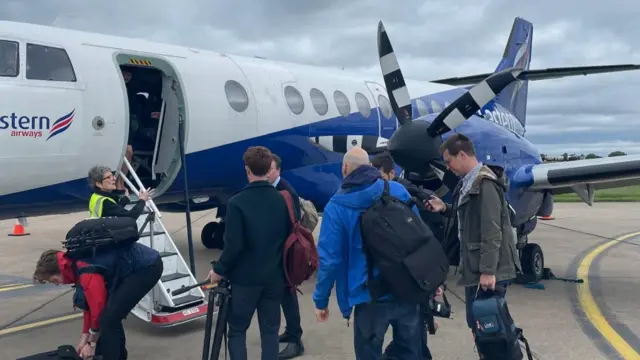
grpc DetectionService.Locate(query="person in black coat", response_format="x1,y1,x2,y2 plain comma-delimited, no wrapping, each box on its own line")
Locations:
207,146,292,360
267,154,305,359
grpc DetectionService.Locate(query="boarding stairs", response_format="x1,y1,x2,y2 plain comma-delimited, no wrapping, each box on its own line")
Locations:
117,158,209,327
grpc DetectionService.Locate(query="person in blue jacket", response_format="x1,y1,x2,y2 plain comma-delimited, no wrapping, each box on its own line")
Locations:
312,146,424,360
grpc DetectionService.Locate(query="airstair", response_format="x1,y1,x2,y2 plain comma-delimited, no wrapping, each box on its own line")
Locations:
118,158,210,327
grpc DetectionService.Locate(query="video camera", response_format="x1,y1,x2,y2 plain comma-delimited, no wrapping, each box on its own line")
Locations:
421,289,452,335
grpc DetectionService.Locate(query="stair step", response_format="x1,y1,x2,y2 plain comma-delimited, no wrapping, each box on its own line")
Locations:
161,272,190,282
160,251,176,258
141,230,166,237
173,294,203,307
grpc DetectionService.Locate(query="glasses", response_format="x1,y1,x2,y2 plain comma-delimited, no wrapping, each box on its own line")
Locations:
102,172,116,181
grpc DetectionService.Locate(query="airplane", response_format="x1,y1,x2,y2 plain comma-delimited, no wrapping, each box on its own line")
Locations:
1,16,640,286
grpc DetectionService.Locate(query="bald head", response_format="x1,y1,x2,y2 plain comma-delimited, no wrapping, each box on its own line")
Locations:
342,147,370,177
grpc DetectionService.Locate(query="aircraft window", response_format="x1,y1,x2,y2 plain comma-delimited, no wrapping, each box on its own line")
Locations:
284,85,304,115
310,88,328,115
334,90,351,117
355,92,371,118
26,43,76,82
416,99,428,116
0,40,19,77
378,94,392,119
431,100,441,113
224,80,249,112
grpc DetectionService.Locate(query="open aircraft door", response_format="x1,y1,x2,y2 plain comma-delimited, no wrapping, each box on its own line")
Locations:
152,75,182,179
364,81,395,138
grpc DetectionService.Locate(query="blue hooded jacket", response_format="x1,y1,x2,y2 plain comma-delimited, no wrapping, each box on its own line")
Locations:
312,165,420,319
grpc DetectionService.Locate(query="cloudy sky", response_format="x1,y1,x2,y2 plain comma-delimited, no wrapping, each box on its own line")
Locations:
2,0,639,157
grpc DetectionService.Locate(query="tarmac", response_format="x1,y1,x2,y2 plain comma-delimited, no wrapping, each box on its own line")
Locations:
0,202,638,359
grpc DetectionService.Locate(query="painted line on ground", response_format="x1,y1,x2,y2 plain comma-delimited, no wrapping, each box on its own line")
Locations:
0,312,82,337
576,230,640,360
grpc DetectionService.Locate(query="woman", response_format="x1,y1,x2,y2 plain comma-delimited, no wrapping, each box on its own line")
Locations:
87,165,152,219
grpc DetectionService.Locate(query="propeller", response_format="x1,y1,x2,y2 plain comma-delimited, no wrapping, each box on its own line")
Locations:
376,21,523,192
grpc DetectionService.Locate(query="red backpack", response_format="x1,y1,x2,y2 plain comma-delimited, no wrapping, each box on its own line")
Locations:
280,190,319,292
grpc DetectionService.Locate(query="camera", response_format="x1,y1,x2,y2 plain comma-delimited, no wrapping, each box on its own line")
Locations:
421,291,452,335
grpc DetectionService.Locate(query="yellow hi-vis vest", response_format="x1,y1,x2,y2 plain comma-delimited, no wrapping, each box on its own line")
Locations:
88,193,117,218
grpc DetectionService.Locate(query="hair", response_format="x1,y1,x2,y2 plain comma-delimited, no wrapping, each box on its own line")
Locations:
88,165,112,191
371,151,395,174
243,146,273,177
272,153,281,170
439,133,475,156
33,249,61,284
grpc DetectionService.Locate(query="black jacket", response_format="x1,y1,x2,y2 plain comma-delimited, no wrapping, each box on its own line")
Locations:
96,189,146,219
213,180,292,286
275,177,301,221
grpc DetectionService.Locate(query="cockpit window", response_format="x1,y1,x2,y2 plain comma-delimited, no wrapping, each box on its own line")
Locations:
0,40,19,77
26,43,77,82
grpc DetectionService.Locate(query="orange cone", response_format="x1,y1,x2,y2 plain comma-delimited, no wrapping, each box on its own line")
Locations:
8,220,29,236
538,215,555,221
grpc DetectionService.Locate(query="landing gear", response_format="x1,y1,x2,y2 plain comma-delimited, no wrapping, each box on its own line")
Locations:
201,221,225,250
519,243,544,283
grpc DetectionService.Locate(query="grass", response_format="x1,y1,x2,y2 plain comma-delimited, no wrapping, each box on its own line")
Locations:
553,185,640,202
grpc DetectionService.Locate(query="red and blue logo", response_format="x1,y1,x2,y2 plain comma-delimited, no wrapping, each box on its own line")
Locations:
0,109,75,140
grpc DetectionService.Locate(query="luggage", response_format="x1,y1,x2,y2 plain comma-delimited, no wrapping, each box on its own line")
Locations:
359,179,450,304
16,345,82,359
280,190,319,289
299,197,319,232
63,217,140,259
472,289,533,360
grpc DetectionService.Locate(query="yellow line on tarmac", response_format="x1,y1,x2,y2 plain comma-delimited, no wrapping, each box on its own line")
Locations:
577,231,640,360
0,283,23,289
0,313,82,337
0,284,32,292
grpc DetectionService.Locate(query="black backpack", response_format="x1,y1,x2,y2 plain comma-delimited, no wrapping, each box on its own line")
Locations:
16,345,82,360
63,217,140,260
472,290,533,360
359,180,450,304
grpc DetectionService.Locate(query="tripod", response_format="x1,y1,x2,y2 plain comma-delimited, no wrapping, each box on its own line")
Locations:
169,262,231,360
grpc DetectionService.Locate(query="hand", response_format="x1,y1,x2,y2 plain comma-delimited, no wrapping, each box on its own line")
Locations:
124,188,129,197
151,112,161,119
138,188,154,201
79,343,95,359
435,286,443,297
206,269,222,284
315,308,329,322
479,274,496,291
424,195,445,213
76,333,89,353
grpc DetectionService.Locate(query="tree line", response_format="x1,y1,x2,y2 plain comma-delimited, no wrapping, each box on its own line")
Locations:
540,151,627,162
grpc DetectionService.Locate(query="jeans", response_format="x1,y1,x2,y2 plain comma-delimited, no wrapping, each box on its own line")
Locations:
281,286,303,342
227,283,284,360
353,299,421,360
383,307,432,359
464,280,510,329
97,257,163,360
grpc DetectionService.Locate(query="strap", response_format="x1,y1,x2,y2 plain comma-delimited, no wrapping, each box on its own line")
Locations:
280,190,296,226
517,328,534,360
382,179,390,197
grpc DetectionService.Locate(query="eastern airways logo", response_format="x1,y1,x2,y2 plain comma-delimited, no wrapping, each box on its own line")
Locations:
0,109,76,141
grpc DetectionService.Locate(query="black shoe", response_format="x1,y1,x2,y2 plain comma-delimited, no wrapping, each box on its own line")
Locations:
278,341,304,359
278,333,300,343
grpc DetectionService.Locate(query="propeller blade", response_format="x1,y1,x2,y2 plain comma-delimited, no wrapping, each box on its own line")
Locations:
429,161,460,192
426,67,524,137
377,21,412,126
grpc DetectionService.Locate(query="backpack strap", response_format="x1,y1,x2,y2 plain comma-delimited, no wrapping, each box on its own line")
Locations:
280,190,297,226
517,328,534,360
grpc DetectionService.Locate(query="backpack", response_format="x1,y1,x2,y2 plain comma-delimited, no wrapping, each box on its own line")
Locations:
280,190,319,291
16,345,82,360
70,261,110,311
472,291,533,360
299,197,319,232
63,217,140,260
359,179,450,304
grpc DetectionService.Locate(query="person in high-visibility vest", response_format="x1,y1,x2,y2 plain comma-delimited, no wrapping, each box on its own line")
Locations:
87,165,152,219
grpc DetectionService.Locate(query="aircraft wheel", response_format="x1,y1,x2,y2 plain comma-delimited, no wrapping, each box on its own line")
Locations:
201,222,225,250
520,243,544,282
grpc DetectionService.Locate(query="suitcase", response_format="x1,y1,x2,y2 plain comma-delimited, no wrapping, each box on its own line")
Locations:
16,345,82,360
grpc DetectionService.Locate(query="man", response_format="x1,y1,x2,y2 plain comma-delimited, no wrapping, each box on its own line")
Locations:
424,133,519,341
206,146,292,360
371,151,437,360
266,154,304,359
32,240,162,359
313,146,423,360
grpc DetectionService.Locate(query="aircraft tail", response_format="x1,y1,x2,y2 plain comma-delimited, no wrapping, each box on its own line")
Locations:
493,17,533,128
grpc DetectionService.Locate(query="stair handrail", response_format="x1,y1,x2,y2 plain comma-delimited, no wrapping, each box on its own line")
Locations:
122,157,162,218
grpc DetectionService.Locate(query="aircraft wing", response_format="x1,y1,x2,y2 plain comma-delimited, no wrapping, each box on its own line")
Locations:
511,155,640,205
430,64,640,86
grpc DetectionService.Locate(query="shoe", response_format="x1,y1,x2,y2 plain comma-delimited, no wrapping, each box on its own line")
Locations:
278,341,304,359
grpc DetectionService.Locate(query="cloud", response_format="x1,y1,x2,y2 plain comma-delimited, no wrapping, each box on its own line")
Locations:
2,0,640,157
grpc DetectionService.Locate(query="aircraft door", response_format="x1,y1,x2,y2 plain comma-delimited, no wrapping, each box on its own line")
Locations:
364,81,395,138
153,75,180,177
